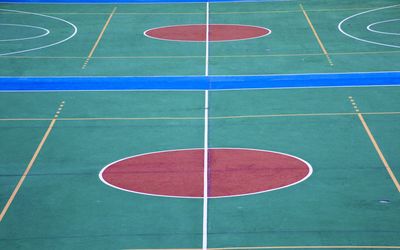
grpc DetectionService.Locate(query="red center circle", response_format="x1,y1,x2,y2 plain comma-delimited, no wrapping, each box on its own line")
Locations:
144,24,271,42
99,148,312,198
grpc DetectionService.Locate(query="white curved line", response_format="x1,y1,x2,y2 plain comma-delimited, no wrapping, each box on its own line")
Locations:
338,4,400,49
0,9,77,56
99,147,313,199
367,19,400,36
0,23,50,42
144,24,271,43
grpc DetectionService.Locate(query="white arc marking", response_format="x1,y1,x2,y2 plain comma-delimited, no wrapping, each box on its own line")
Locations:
0,9,77,56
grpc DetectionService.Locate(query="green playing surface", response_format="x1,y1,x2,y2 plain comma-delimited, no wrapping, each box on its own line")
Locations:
1,86,400,249
0,0,399,76
1,1,400,249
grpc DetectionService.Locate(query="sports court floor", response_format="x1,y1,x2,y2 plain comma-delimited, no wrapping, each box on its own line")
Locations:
1,0,400,249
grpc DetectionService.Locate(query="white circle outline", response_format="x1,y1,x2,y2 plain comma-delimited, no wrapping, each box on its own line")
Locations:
338,4,400,49
0,23,50,42
143,24,272,43
99,147,313,199
0,9,78,56
367,19,400,36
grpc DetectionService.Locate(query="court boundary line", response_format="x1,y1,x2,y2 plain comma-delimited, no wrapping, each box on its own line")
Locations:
3,111,400,122
299,4,333,66
82,7,117,69
0,101,65,222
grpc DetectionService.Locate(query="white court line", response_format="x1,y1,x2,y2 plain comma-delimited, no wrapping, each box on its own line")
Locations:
203,3,210,250
205,2,210,76
367,19,400,36
0,9,77,56
203,90,209,250
338,4,400,49
0,23,50,42
1,69,398,79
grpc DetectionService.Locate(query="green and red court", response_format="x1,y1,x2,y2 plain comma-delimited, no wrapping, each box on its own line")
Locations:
1,0,400,249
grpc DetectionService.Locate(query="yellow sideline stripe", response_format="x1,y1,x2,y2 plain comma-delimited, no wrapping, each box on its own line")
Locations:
82,7,117,69
300,4,334,66
357,113,400,192
0,101,65,222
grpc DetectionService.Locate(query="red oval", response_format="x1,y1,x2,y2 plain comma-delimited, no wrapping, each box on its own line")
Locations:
144,24,271,42
100,148,312,198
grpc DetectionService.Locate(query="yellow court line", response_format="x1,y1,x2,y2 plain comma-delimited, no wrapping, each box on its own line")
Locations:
0,118,54,121
0,101,65,222
210,7,385,15
13,12,203,15
211,112,357,119
2,50,400,60
211,50,400,58
116,12,203,15
82,7,117,69
211,111,400,119
299,4,334,66
357,113,400,192
1,111,400,122
59,117,203,121
0,55,203,59
0,56,86,59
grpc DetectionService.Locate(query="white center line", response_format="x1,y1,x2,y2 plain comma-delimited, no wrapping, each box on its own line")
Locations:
205,1,210,76
203,89,209,250
203,3,210,249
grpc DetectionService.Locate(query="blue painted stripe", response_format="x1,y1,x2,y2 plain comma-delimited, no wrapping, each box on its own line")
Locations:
1,72,399,91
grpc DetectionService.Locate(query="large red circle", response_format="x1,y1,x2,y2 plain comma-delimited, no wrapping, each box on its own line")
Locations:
144,24,271,42
100,148,312,198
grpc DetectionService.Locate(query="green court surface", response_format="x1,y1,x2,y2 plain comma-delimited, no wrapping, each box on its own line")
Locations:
0,0,399,76
1,86,400,249
1,0,400,249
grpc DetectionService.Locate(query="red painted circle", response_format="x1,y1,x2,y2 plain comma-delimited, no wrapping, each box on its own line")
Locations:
144,24,271,42
100,148,312,198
